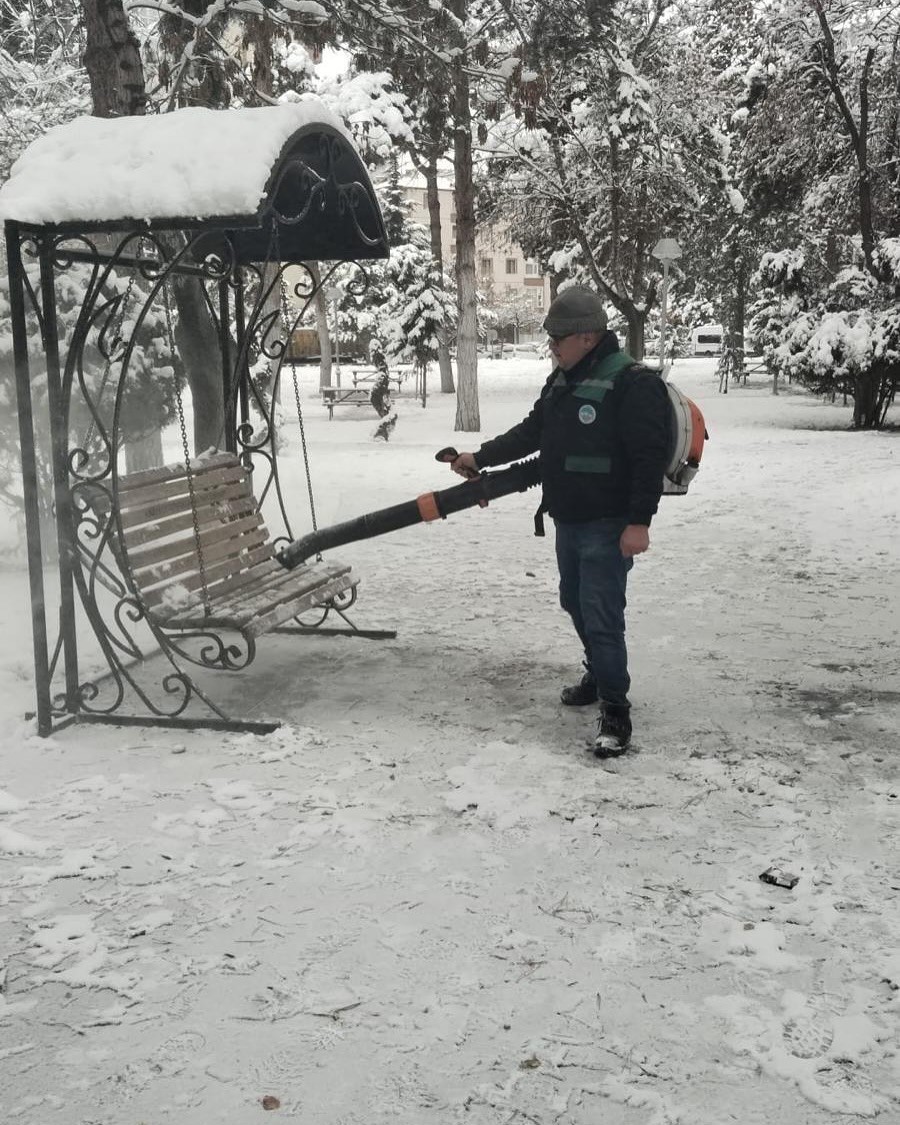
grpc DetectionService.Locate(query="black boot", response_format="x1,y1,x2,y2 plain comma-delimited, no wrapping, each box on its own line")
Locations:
594,704,632,757
560,663,599,706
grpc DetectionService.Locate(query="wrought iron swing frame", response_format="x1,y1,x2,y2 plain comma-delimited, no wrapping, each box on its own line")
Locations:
5,120,392,737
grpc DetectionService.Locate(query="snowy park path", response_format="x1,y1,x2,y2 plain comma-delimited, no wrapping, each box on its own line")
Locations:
1,359,899,1123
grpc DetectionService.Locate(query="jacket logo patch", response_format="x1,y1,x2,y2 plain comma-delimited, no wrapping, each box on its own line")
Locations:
578,403,597,425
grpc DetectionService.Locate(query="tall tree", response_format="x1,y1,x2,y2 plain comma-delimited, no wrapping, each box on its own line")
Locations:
0,0,85,182
149,0,316,453
653,0,778,382
81,1,183,470
82,0,146,116
483,0,689,359
0,1,87,530
335,0,521,429
351,4,458,395
447,0,480,430
742,0,900,426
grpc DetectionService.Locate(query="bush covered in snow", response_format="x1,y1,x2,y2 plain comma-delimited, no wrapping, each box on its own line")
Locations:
750,246,900,428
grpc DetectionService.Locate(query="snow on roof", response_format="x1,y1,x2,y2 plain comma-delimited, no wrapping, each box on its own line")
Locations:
0,100,351,227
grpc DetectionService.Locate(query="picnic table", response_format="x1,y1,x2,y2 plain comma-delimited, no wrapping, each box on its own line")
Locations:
320,365,427,418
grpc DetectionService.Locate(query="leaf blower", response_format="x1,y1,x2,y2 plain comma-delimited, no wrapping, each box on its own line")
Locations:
276,449,541,570
275,381,707,570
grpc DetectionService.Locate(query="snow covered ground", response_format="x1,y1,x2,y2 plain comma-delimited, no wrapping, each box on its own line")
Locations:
1,356,899,1124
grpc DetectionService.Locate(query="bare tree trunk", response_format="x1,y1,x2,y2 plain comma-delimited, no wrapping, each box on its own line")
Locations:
252,260,282,418
424,157,455,393
166,291,226,459
449,25,479,432
82,0,164,468
171,275,225,453
812,4,877,274
307,263,333,388
436,328,455,394
853,369,881,428
82,0,147,117
125,433,163,472
258,262,282,358
724,246,747,383
624,308,647,360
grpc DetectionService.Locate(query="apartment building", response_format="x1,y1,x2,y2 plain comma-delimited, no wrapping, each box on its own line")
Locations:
401,181,552,342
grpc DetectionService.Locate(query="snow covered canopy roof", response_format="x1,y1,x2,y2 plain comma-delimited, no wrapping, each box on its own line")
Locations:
0,101,388,263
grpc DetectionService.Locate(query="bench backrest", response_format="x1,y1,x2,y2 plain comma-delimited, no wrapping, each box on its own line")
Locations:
112,453,274,617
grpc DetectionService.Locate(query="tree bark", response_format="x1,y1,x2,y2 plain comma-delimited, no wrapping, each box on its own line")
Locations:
424,157,455,393
548,131,649,360
449,19,480,433
624,309,647,361
82,0,163,467
853,369,880,428
125,432,164,472
171,274,226,453
308,263,333,388
82,0,147,117
724,246,746,383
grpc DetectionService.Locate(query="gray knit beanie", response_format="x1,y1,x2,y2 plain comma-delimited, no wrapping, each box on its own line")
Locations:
543,286,608,336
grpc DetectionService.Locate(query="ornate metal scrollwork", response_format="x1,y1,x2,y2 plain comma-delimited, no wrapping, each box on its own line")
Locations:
165,629,256,673
12,129,384,732
269,136,385,251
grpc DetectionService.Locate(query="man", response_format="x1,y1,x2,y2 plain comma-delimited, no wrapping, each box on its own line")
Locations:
449,286,670,756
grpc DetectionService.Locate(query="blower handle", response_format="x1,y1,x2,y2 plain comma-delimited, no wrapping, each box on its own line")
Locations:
436,445,486,507
435,445,481,481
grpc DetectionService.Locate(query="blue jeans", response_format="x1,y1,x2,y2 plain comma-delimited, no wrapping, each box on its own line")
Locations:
555,518,633,709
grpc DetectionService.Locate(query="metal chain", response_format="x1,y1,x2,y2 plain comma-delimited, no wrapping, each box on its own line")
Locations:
284,276,319,538
275,226,320,550
164,283,212,615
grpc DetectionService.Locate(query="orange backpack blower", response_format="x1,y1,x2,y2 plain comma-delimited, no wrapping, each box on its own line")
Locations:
661,379,707,495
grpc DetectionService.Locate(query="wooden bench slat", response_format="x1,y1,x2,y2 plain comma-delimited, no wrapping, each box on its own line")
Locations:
163,563,351,628
127,512,264,572
166,570,357,633
244,573,358,638
105,453,356,640
119,479,253,530
321,387,371,402
134,528,270,589
143,546,277,612
198,560,351,620
117,451,239,492
119,464,249,515
152,559,351,628
123,496,259,548
238,562,355,625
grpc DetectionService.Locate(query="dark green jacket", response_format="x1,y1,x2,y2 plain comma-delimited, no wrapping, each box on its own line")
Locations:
474,333,670,526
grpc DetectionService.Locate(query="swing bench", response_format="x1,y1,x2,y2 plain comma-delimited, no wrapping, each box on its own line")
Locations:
2,102,394,735
109,452,357,640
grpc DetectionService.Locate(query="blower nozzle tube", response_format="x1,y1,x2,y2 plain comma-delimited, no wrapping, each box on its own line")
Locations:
276,456,541,570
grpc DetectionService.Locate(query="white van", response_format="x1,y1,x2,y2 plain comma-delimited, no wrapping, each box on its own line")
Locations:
691,324,723,355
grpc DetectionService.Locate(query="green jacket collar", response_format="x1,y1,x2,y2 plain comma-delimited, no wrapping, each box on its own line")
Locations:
552,333,636,386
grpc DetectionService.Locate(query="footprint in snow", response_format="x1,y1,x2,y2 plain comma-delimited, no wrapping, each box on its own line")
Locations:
781,991,841,1059
782,1011,834,1059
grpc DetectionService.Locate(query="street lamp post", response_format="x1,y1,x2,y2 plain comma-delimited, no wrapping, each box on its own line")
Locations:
651,237,682,380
